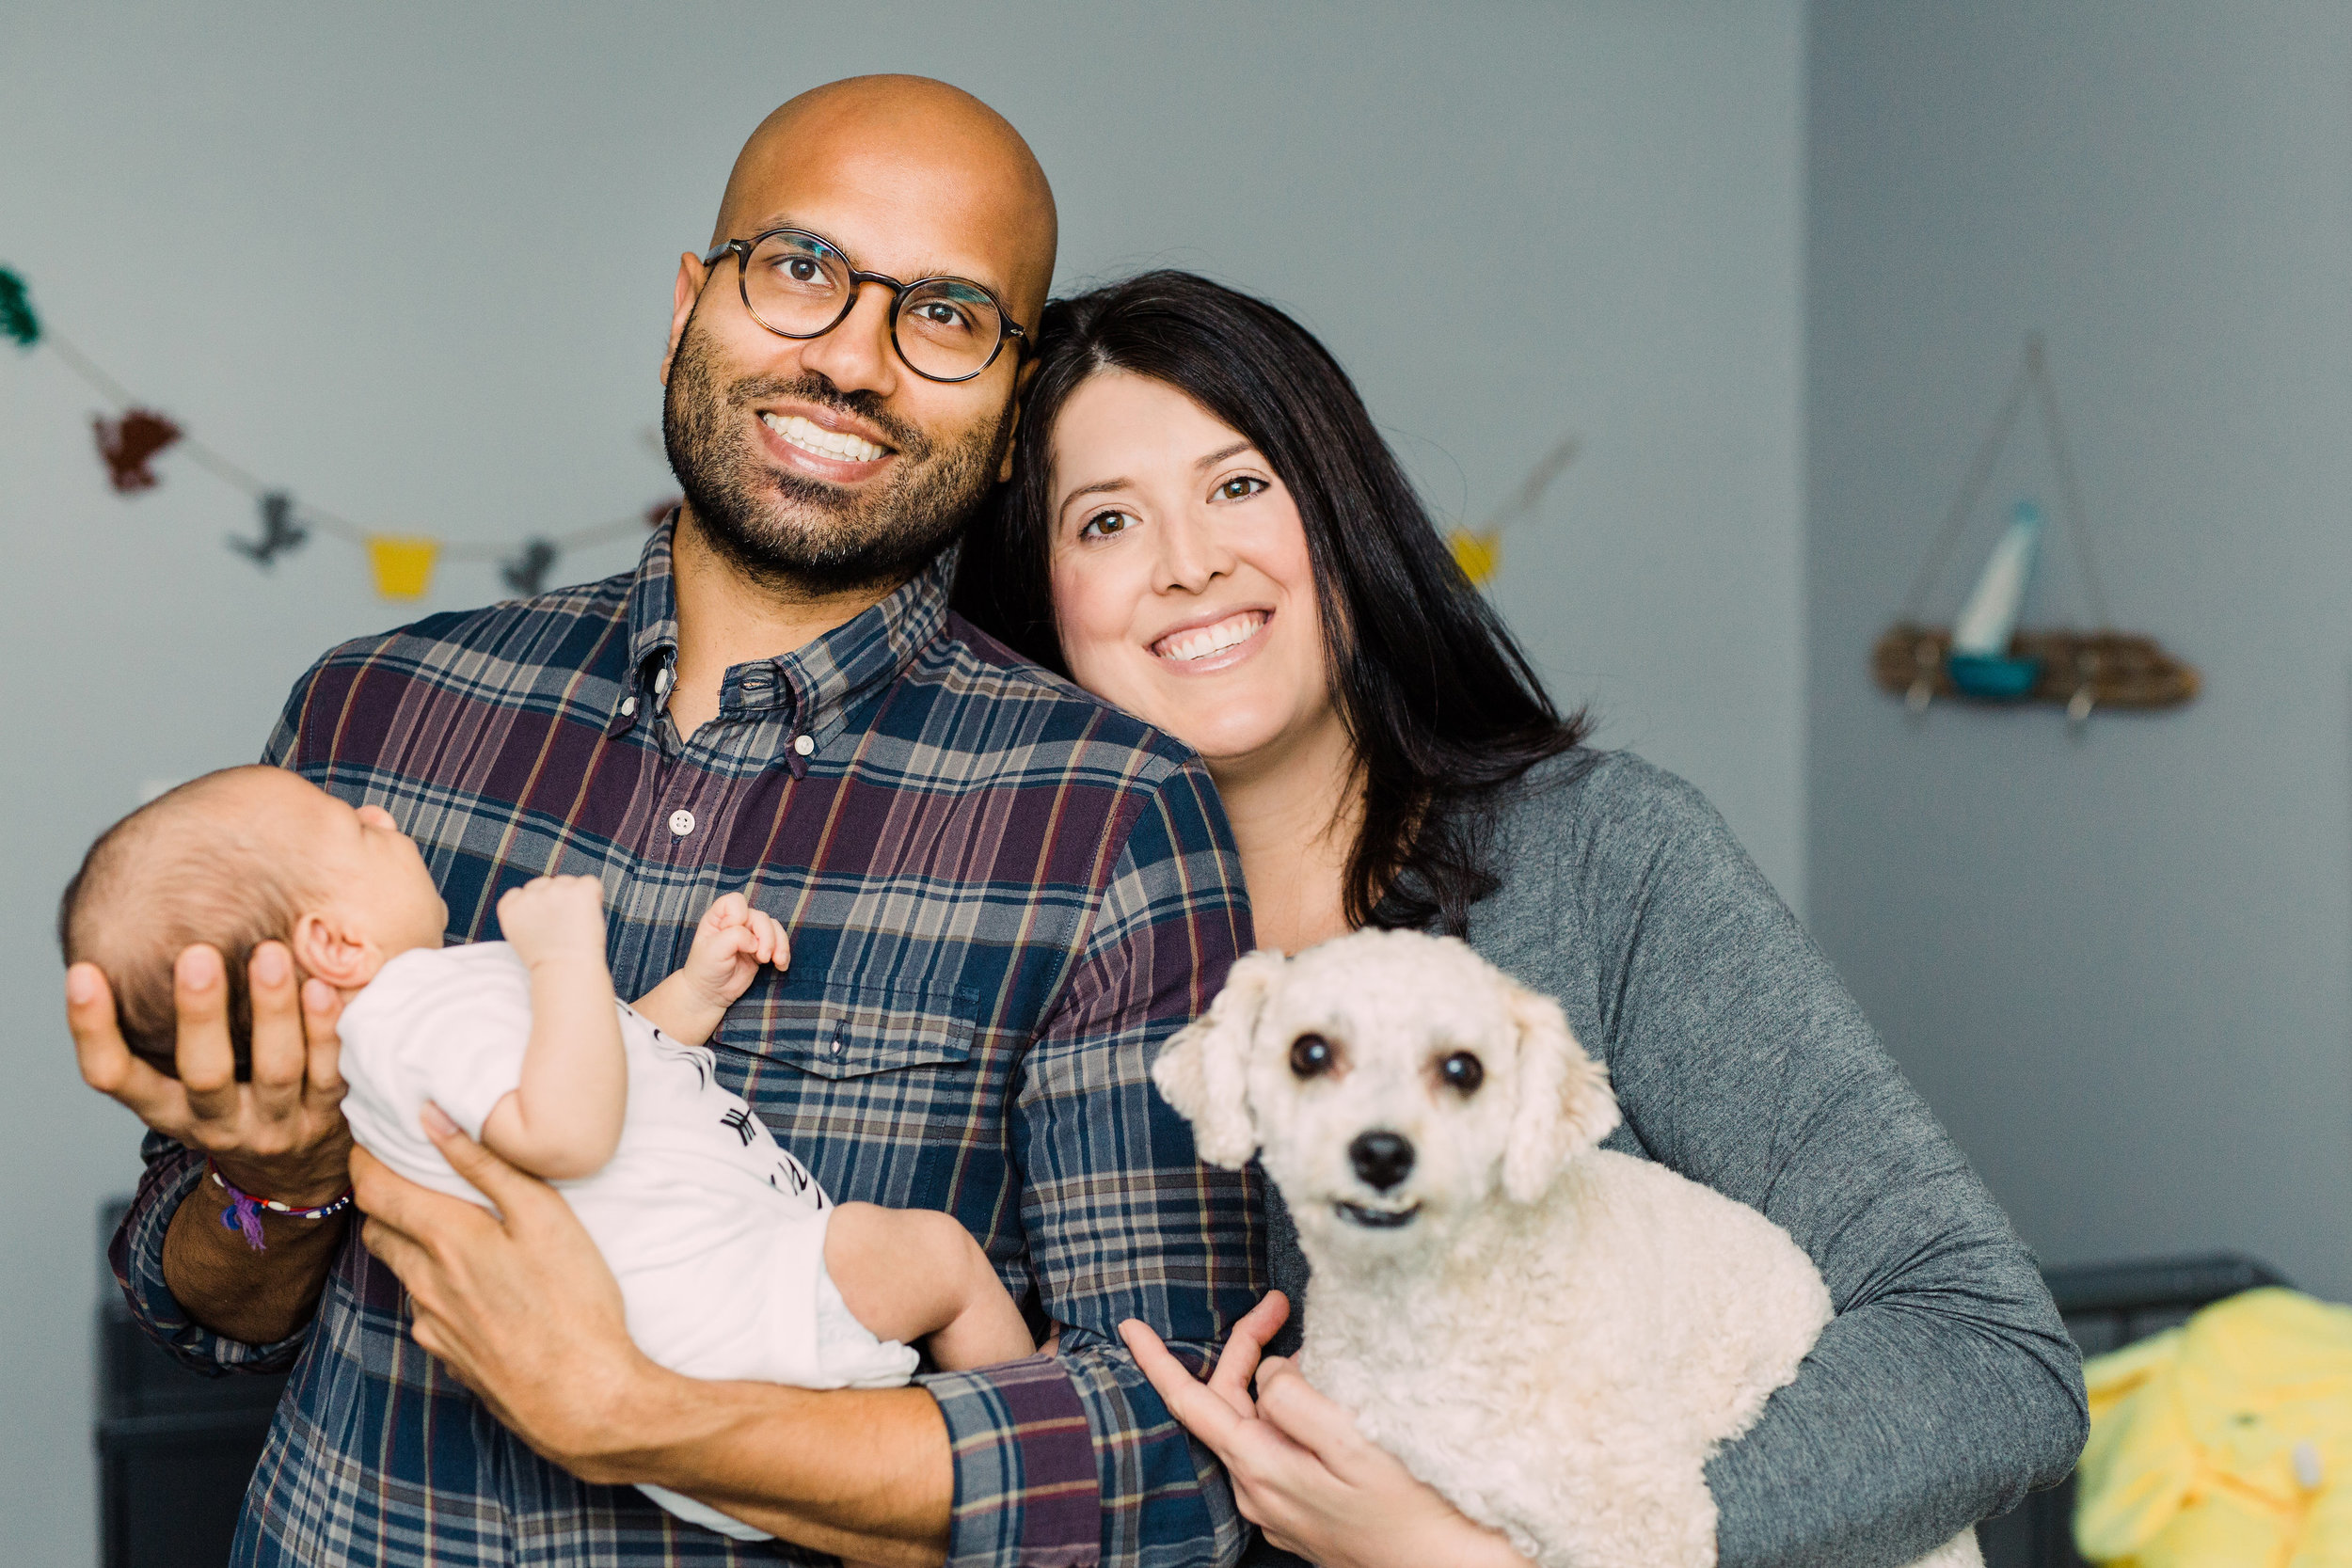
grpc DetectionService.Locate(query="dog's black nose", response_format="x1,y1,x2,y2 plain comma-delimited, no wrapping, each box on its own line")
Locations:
1349,1130,1415,1192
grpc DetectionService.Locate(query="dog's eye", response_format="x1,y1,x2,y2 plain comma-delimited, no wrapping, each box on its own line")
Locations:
1439,1052,1485,1094
1289,1034,1334,1078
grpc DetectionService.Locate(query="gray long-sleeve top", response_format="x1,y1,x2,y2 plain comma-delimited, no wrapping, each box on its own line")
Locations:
1260,749,2086,1568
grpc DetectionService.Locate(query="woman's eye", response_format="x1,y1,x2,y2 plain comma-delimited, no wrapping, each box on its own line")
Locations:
1439,1052,1485,1094
1289,1033,1334,1078
1077,510,1137,542
1214,476,1267,502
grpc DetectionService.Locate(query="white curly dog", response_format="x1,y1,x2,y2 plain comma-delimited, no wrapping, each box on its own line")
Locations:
1154,928,1979,1568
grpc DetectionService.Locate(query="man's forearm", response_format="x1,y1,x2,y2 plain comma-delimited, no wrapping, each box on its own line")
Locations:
161,1174,348,1344
567,1368,953,1567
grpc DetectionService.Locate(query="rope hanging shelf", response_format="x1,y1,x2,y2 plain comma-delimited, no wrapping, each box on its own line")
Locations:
1869,334,2198,724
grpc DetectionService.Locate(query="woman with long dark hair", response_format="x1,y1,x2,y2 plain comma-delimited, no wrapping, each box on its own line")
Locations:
956,271,2084,1567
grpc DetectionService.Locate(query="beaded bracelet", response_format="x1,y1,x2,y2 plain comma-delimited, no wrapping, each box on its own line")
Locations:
209,1161,355,1252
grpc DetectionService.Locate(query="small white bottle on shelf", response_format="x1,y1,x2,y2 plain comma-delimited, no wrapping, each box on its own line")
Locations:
1951,499,2042,657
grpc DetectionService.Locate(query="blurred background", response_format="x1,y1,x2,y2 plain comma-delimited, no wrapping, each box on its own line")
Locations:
3,1,2345,1560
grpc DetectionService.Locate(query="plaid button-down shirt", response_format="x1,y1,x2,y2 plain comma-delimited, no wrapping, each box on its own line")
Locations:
110,523,1265,1567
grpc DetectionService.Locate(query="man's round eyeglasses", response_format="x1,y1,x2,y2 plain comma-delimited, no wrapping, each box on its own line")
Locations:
700,227,1028,385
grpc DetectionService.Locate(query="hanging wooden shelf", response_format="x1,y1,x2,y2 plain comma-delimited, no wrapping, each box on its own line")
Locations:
1871,623,2200,716
1873,333,2198,723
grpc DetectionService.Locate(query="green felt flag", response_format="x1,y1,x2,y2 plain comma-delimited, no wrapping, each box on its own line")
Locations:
0,268,38,348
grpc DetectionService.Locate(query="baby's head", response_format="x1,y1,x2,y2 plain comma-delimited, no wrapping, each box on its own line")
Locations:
59,766,448,1075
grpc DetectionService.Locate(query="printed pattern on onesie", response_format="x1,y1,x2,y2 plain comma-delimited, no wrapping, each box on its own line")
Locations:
615,996,825,1212
337,942,916,1392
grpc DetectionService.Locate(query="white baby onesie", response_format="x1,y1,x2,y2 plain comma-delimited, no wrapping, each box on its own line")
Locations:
339,942,917,1540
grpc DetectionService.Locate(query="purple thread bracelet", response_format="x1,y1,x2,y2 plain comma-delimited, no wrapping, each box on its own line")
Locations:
209,1162,354,1251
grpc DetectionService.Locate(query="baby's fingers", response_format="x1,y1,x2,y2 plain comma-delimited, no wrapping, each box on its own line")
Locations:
702,893,749,931
749,911,789,969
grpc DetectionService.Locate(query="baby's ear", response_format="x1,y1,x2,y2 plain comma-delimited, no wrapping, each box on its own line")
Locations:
290,909,371,989
1152,949,1287,1169
1500,979,1619,1203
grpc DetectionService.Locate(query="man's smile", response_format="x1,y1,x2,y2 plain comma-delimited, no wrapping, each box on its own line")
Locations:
762,411,889,464
748,399,900,485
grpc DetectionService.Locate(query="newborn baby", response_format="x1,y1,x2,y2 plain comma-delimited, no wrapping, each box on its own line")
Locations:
61,765,1031,1542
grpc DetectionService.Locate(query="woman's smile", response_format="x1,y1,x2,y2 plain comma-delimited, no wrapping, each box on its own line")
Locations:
1149,608,1273,671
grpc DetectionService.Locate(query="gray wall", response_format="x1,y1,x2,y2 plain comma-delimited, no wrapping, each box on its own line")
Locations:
0,4,1802,1557
1808,2,2352,1299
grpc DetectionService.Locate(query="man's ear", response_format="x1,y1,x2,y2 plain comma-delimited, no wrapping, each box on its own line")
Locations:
1500,980,1619,1203
660,251,705,388
1152,949,1288,1169
290,908,374,990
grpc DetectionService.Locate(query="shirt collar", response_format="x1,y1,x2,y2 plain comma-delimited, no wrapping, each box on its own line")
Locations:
622,515,957,740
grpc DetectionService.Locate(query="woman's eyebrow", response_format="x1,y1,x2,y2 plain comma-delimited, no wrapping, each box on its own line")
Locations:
1057,475,1132,515
1056,443,1256,517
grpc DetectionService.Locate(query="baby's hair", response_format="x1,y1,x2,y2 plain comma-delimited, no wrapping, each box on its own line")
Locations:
57,767,315,1078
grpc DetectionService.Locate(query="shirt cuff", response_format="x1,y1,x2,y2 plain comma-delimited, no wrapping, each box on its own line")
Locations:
919,1352,1101,1568
110,1138,315,1374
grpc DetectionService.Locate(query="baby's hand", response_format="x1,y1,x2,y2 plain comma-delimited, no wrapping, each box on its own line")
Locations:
498,876,610,970
683,893,788,1007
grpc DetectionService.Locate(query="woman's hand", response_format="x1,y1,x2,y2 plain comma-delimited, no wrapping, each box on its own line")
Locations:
70,942,353,1206
354,1104,662,1479
1120,1296,1530,1568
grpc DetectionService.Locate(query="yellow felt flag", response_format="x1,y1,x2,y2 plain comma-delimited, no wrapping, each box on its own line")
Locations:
367,536,439,599
1449,528,1502,588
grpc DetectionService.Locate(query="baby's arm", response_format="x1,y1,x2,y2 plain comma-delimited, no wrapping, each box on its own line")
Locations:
634,893,787,1047
824,1203,1033,1371
478,876,626,1181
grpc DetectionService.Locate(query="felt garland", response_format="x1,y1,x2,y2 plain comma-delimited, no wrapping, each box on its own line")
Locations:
502,538,558,596
93,409,183,492
0,267,38,348
1445,434,1579,590
5,265,675,600
231,491,308,566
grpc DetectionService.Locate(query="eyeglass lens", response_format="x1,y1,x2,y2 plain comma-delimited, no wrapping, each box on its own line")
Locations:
741,231,1007,382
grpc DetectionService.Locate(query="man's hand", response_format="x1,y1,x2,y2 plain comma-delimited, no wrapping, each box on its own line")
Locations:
358,1112,954,1565
355,1104,651,1470
496,876,610,974
71,941,351,1205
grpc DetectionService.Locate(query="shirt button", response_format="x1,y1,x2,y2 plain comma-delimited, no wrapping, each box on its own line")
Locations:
618,695,637,717
668,809,695,836
793,734,816,757
654,666,674,696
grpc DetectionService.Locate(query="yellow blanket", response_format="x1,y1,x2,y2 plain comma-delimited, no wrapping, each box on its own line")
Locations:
2076,1288,2352,1566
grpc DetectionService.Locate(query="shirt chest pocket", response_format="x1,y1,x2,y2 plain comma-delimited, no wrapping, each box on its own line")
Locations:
710,980,988,1208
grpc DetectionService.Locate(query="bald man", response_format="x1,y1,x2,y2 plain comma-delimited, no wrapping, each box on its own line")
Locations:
79,77,1264,1568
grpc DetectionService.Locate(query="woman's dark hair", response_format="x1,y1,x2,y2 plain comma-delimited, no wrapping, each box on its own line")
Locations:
954,269,1588,936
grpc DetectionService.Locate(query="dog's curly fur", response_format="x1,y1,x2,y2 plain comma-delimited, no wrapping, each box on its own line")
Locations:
1157,929,1979,1568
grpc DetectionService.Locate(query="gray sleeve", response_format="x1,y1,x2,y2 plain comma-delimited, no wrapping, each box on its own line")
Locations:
1559,761,2087,1568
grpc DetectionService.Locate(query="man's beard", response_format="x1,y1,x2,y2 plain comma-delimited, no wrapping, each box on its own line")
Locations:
661,310,1012,594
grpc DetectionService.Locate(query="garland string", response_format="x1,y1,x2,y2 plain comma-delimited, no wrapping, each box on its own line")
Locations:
5,265,672,598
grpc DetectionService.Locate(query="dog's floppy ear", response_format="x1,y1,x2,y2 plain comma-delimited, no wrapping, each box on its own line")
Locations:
1501,979,1620,1203
1152,949,1287,1169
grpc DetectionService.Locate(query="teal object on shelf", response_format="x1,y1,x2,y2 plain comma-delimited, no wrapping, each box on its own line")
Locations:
1947,651,2042,699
